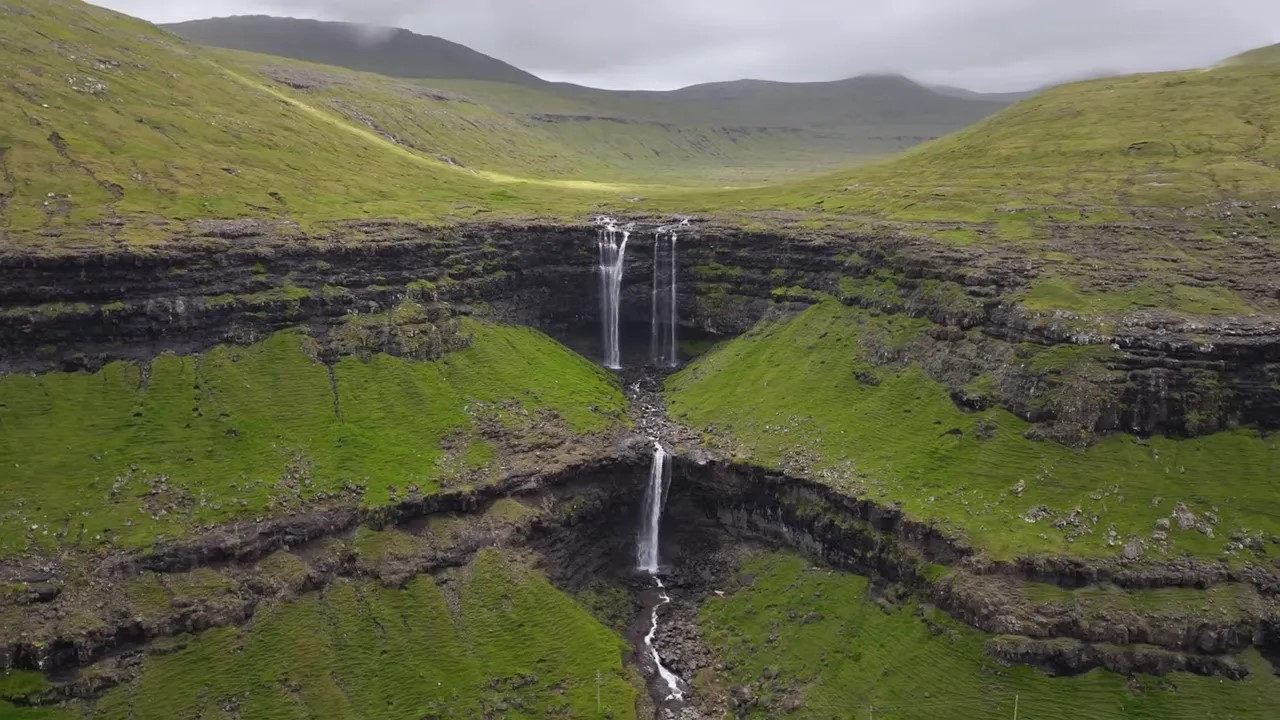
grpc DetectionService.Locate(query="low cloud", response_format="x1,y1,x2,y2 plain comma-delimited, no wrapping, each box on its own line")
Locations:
92,0,1280,90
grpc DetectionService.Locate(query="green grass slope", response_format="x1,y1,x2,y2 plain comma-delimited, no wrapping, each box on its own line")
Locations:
0,0,619,248
0,550,637,719
159,11,1016,152
0,320,625,557
1221,43,1280,66
203,49,894,186
700,551,1280,719
13,2,1276,272
162,16,545,85
667,301,1280,561
0,0,1007,248
662,58,1280,227
366,72,1009,182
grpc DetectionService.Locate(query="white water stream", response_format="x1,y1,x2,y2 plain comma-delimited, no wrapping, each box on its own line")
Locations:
645,577,685,702
597,220,629,369
636,442,685,702
637,442,669,573
649,230,679,368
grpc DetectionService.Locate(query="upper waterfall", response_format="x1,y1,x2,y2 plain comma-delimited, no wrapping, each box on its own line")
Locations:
650,228,679,368
595,217,630,370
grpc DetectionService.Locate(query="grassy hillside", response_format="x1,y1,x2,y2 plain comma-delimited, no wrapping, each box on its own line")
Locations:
169,15,1005,133
700,551,1280,719
1222,43,1280,66
0,550,638,719
0,320,626,557
0,0,1014,249
0,0,622,248
162,16,544,86
667,60,1280,228
198,52,1006,185
9,2,1277,276
667,301,1280,561
202,49,908,186
159,16,1009,183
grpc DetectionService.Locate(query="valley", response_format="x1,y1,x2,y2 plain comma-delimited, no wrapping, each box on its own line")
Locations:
2,1,1280,718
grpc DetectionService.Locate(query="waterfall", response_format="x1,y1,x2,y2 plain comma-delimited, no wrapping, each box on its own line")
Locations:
597,222,629,370
649,229,678,368
645,577,685,701
637,442,669,573
636,442,685,702
667,230,677,368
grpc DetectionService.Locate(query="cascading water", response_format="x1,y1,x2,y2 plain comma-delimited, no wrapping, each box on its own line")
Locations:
649,220,686,368
595,218,630,370
637,442,670,573
636,442,685,702
645,578,685,702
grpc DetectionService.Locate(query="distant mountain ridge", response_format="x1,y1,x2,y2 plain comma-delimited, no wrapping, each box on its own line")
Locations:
147,13,1033,184
924,83,1040,103
162,15,545,86
603,74,1006,129
164,15,1012,104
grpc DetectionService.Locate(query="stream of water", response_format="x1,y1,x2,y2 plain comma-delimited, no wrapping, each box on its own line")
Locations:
650,229,679,368
645,577,685,702
637,442,669,573
636,442,685,703
597,220,629,369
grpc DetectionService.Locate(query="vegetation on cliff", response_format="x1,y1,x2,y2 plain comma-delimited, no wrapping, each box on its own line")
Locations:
667,300,1280,560
0,321,625,557
0,550,637,719
700,551,1280,719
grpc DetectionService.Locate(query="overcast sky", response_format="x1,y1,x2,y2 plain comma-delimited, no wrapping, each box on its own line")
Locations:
90,0,1280,91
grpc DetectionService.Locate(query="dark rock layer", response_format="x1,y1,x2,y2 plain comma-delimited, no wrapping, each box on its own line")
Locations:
3,220,1277,439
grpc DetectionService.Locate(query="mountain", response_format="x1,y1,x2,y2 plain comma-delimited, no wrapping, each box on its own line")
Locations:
163,15,1013,131
923,82,1040,103
162,15,544,86
616,74,1006,129
151,17,1013,184
726,48,1280,234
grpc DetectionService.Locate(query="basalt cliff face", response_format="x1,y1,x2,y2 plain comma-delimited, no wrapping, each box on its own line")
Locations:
4,220,1280,716
4,220,1278,441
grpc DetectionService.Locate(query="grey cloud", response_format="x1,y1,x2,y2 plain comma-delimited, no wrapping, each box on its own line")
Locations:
91,0,1280,90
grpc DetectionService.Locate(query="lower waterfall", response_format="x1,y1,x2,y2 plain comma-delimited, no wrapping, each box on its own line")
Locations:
636,442,685,702
637,442,669,573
